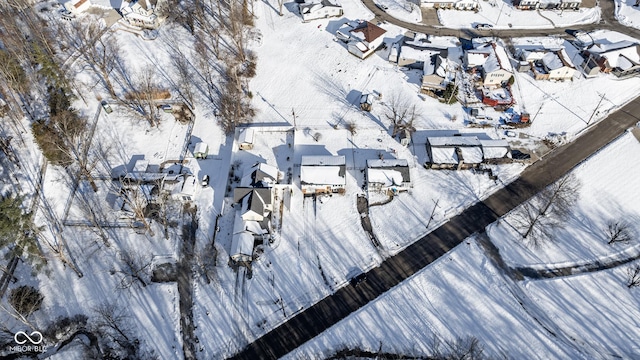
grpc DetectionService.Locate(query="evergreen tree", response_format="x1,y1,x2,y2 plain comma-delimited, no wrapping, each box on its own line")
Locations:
0,194,46,271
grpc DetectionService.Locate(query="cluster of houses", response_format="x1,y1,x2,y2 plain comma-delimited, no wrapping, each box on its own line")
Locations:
425,132,512,169
414,0,479,10
512,0,582,10
60,0,161,28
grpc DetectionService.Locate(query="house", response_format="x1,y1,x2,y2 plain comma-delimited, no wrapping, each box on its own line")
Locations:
425,133,511,169
518,48,577,81
465,42,513,87
584,41,640,78
366,159,411,193
171,174,197,201
240,162,281,187
341,21,387,59
193,142,208,159
64,0,91,13
299,0,343,22
512,0,540,9
418,0,478,10
300,155,346,195
581,55,601,77
233,188,273,222
120,0,160,29
422,53,453,95
481,86,513,107
238,128,255,150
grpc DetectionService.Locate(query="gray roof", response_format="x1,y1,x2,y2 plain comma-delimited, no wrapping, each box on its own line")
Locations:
366,159,410,183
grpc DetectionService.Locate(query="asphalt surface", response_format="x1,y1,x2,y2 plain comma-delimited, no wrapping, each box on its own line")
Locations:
230,89,640,360
229,4,640,359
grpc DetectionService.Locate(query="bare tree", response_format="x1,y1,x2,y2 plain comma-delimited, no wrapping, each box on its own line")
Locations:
116,65,166,127
110,248,152,289
511,174,581,247
431,335,487,360
627,265,640,288
385,93,419,137
604,219,633,245
92,302,137,359
116,180,155,236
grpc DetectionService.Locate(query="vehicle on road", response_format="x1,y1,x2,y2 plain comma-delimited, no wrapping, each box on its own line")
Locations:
201,175,210,187
350,273,367,287
475,23,493,30
375,3,389,11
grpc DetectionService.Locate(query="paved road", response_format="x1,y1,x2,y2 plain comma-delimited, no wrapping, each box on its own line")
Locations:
363,0,640,39
230,96,640,359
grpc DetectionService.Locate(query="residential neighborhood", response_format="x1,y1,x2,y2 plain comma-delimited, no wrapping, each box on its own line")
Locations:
1,0,640,359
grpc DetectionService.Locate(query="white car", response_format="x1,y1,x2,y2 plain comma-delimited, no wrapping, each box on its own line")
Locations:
375,3,389,11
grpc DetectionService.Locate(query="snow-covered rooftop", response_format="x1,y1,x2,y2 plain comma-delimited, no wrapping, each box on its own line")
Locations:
301,155,346,166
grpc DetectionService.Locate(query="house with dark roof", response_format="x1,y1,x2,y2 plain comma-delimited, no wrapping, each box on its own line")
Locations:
299,0,343,22
339,21,386,59
240,163,281,187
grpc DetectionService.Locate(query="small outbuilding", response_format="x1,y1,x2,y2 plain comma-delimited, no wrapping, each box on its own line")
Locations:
194,142,208,159
238,128,255,150
360,93,373,111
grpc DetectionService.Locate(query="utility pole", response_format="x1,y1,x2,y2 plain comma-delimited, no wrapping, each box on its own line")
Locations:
587,92,606,125
291,108,297,128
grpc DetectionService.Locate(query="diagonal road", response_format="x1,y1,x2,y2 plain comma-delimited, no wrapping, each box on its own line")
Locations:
230,96,640,359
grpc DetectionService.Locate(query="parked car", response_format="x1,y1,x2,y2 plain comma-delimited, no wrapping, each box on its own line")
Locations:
201,175,210,187
375,3,389,11
350,273,367,287
101,100,113,114
475,23,493,30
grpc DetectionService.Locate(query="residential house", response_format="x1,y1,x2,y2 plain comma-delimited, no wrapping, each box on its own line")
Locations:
64,0,91,13
583,41,640,78
512,0,540,9
418,0,478,10
240,162,281,187
238,128,255,150
422,53,453,95
299,0,343,22
171,174,197,201
426,133,511,169
120,0,160,29
366,159,411,193
233,187,273,222
519,48,577,81
300,155,346,195
341,21,387,59
465,42,513,87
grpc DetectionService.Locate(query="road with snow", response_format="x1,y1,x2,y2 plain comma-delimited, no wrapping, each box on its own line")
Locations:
363,0,640,39
230,88,640,359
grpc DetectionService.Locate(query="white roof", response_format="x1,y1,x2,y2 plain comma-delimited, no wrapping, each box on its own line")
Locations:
301,155,345,166
469,43,512,73
590,41,640,70
194,142,208,154
367,168,405,187
231,232,254,258
133,159,150,172
367,159,409,168
301,166,345,186
428,136,481,147
430,147,458,164
480,139,510,159
178,174,197,196
239,128,255,144
459,147,484,164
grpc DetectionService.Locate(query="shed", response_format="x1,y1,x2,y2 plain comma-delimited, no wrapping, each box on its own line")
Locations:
194,142,208,159
360,93,373,111
238,128,255,150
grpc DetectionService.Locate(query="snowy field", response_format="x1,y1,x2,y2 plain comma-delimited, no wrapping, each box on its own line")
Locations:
615,0,640,29
489,131,640,268
285,237,579,359
376,0,423,23
438,1,600,29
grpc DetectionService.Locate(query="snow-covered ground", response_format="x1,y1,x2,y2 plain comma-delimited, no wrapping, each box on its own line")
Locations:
490,131,640,268
438,2,600,29
376,0,423,23
615,0,640,29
